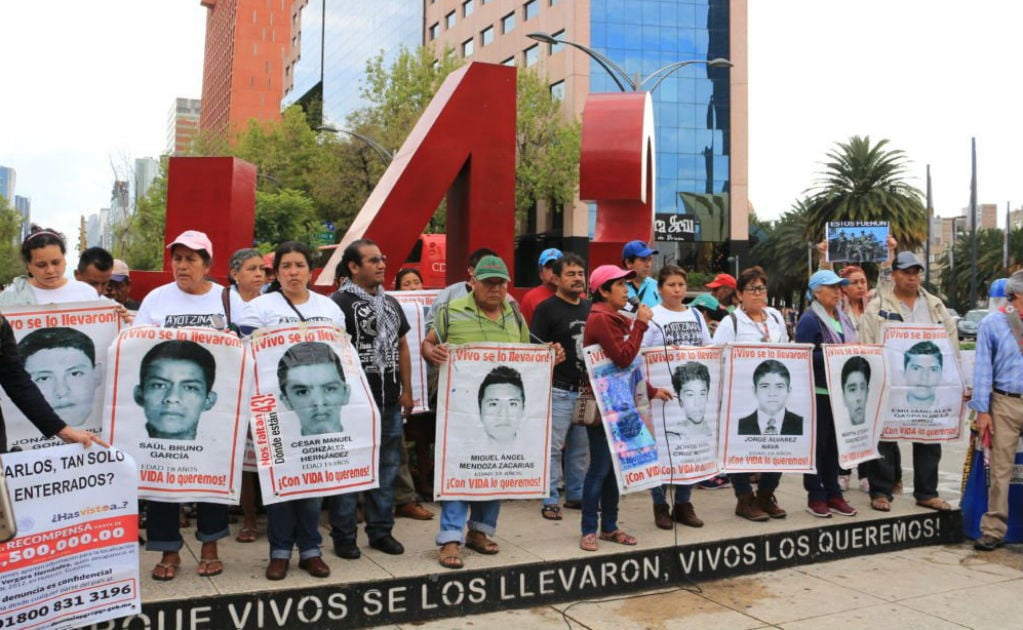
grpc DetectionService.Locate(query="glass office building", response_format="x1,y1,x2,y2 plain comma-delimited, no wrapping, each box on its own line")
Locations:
590,0,732,242
284,0,424,126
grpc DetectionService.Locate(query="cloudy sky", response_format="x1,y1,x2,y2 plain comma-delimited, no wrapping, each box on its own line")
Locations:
0,1,1020,255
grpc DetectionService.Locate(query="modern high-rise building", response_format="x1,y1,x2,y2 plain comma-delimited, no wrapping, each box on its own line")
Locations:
166,98,202,155
134,157,161,203
198,0,297,137
0,166,15,205
283,0,424,126
13,196,31,240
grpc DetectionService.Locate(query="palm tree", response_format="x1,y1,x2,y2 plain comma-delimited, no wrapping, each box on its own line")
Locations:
747,199,814,307
939,227,1023,312
804,136,927,249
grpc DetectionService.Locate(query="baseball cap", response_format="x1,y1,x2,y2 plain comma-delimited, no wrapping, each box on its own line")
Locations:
263,252,275,270
538,248,563,267
589,265,635,291
474,255,511,282
990,278,1008,298
689,293,721,311
808,270,850,292
110,259,130,282
622,240,658,260
167,230,213,258
893,251,924,271
705,273,737,289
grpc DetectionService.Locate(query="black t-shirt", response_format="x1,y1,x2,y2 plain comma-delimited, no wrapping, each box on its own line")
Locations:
530,294,591,387
333,291,411,408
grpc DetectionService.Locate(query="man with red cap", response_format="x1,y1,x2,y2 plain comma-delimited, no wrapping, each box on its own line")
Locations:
705,273,737,312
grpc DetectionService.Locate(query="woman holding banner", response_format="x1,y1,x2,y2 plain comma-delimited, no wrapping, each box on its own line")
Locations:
579,265,673,552
711,266,791,522
238,241,343,580
795,271,859,518
134,230,248,582
641,264,711,530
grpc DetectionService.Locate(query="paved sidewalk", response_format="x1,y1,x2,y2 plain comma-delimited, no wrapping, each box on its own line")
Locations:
399,542,1022,630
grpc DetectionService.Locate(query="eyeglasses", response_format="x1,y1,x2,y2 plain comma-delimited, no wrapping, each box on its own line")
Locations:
363,255,388,264
743,285,767,294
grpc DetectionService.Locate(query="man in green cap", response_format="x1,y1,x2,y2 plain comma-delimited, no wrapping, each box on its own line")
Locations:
421,254,564,570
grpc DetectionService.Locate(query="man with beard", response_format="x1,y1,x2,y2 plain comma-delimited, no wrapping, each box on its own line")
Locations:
530,253,590,520
329,239,412,560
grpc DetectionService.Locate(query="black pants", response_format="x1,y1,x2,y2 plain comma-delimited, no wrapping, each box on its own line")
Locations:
866,441,940,501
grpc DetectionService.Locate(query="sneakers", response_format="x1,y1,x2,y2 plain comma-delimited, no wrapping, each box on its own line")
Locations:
698,475,731,490
858,477,870,493
974,535,1004,551
672,502,704,528
838,474,850,492
806,500,831,518
756,489,787,519
653,503,673,530
735,493,769,521
828,497,857,516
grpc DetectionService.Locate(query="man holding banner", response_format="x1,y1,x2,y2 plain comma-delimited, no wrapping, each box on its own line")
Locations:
860,252,960,512
422,255,562,569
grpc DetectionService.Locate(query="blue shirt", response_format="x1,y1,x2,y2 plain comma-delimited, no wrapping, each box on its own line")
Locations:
626,276,660,307
969,310,1023,413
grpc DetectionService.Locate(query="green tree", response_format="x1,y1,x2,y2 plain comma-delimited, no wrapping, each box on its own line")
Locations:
252,188,320,250
747,199,814,307
805,136,926,249
938,227,1023,312
111,159,168,271
0,195,24,283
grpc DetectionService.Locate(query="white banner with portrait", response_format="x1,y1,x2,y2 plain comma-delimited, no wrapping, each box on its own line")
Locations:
583,345,661,493
0,445,139,630
435,343,554,500
248,323,380,504
0,301,121,451
719,344,816,473
642,346,723,484
102,326,252,504
881,323,964,441
392,290,439,414
823,345,887,468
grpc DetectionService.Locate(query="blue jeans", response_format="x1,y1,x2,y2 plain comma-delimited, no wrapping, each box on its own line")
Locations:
266,497,323,560
650,483,694,505
436,500,501,545
329,403,403,544
145,501,229,552
730,472,781,497
545,388,590,506
581,425,620,535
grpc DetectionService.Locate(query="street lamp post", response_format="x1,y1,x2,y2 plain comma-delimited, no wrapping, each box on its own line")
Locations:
527,32,731,92
316,125,394,165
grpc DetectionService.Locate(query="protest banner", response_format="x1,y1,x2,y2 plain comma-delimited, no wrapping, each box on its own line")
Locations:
102,326,252,504
435,343,554,500
0,301,121,450
248,323,381,504
822,344,888,468
719,344,816,473
642,346,723,484
582,345,660,493
392,290,439,414
880,323,964,441
825,221,889,263
0,445,139,629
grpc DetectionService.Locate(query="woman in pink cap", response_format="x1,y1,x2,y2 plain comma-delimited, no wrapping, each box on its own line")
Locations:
134,230,249,581
579,264,673,552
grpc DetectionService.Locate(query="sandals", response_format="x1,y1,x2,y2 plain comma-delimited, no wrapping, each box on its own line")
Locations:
541,505,563,521
236,527,258,543
916,497,951,511
152,561,179,581
579,533,598,552
465,530,500,555
197,558,224,577
598,530,637,546
438,542,463,569
870,496,891,512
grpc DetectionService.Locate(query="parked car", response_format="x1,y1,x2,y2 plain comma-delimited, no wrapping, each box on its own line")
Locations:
957,309,988,340
946,307,960,323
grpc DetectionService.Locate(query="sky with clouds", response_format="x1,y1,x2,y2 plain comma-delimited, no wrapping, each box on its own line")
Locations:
0,1,1020,257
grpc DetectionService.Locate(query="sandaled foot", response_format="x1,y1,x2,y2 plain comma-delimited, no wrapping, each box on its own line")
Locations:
465,530,500,554
541,505,563,521
197,558,224,577
235,527,257,543
599,529,638,546
152,561,179,581
579,533,598,552
870,496,891,512
438,542,463,569
916,497,951,511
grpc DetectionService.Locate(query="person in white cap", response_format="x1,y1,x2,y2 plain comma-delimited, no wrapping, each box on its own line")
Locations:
106,259,140,309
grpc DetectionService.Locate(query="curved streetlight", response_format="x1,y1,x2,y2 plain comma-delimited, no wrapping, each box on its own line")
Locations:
316,125,394,165
527,31,731,93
